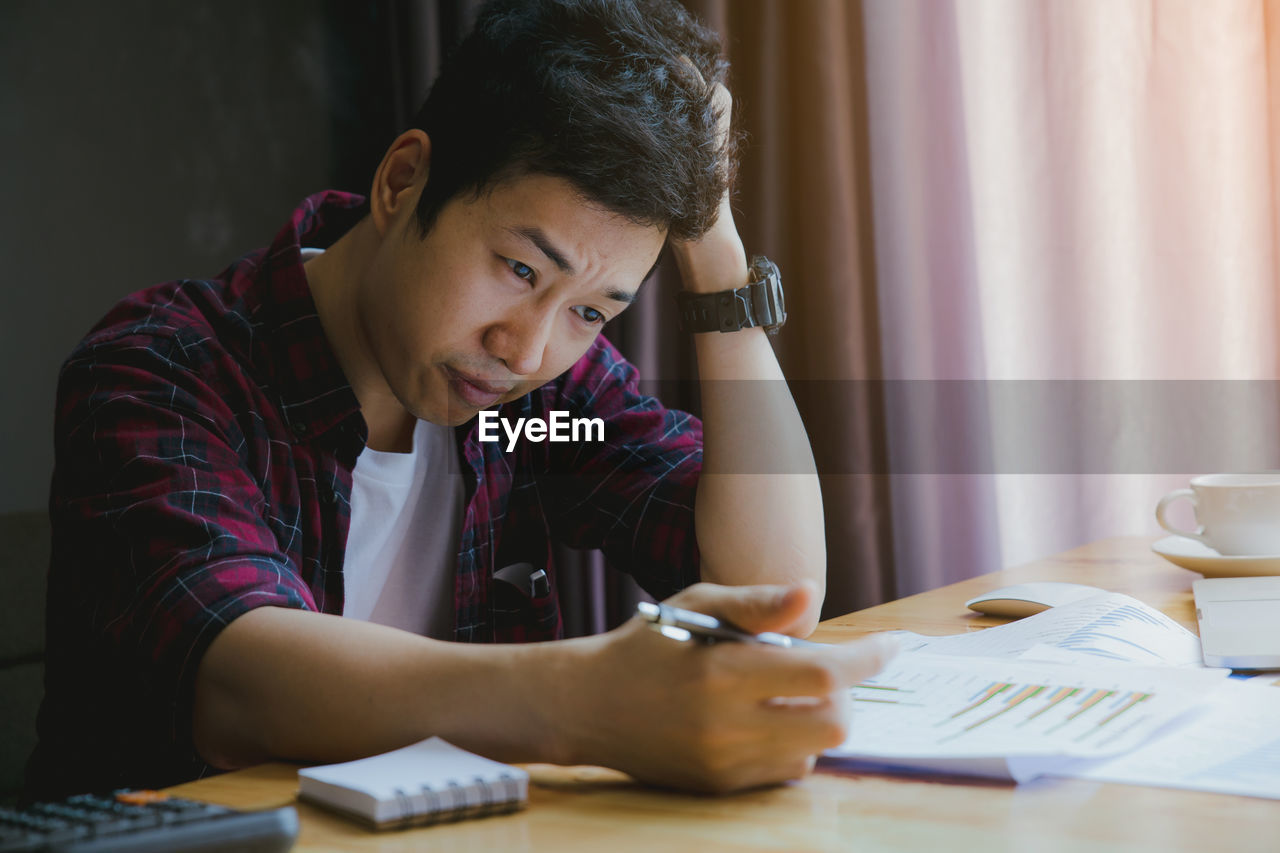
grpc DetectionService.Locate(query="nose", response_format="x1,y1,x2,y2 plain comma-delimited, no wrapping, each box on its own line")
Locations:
485,301,557,377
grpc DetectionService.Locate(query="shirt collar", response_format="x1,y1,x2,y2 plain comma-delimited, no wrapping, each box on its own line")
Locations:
254,190,369,447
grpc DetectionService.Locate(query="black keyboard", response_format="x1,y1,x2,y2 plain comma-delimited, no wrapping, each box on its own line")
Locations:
0,790,298,852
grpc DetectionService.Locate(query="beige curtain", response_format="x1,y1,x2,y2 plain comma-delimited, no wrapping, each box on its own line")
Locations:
864,0,1280,591
669,0,897,616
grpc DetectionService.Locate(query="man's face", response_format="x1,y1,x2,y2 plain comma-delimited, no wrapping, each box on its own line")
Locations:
359,172,666,426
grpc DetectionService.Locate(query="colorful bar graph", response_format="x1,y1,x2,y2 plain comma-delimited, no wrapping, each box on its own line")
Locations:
961,684,1047,731
1065,689,1115,722
1095,691,1151,728
1042,688,1115,735
1021,686,1080,724
834,651,1225,765
948,682,1012,720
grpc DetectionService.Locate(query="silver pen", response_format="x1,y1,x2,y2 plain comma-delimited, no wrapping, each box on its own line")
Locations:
636,601,823,648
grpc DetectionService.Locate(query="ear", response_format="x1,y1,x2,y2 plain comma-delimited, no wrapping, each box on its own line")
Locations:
369,129,432,237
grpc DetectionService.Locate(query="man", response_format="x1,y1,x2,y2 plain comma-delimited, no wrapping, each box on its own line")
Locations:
29,0,894,798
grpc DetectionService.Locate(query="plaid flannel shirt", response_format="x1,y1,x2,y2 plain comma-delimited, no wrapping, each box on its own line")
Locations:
29,191,702,796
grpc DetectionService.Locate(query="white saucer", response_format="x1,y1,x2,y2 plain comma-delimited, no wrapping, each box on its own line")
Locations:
1151,536,1280,577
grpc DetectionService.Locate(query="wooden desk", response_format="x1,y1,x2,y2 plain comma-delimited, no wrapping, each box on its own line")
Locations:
166,537,1279,852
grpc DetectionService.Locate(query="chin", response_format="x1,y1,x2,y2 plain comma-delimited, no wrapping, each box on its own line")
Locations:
432,397,482,427
405,377,468,427
411,403,465,427
441,410,479,428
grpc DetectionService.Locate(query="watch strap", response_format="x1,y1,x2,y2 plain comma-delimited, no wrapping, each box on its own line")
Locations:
676,256,785,334
676,285,761,333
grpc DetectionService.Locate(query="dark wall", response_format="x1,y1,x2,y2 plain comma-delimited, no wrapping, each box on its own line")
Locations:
0,0,410,795
0,0,407,515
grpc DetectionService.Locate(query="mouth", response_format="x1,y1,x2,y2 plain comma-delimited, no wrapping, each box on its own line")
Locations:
444,366,514,409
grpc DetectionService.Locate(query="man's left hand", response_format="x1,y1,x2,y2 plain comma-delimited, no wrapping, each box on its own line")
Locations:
670,82,748,293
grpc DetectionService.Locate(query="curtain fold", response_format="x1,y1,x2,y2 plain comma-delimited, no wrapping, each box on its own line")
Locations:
686,0,896,615
863,0,1280,591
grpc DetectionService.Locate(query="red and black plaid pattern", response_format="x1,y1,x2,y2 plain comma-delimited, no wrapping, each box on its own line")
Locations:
29,191,702,797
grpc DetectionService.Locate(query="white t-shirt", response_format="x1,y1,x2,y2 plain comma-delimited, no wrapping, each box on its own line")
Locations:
342,417,464,639
301,247,462,638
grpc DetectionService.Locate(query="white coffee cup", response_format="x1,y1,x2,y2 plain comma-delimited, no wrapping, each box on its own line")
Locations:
1155,472,1280,556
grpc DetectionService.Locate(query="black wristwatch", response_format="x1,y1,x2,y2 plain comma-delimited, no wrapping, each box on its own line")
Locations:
676,255,787,335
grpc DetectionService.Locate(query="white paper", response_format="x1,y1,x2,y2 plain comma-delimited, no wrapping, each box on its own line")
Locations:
889,593,1204,667
827,651,1229,776
1052,680,1280,800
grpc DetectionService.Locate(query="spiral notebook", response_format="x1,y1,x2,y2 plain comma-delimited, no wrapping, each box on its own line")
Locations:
297,737,529,830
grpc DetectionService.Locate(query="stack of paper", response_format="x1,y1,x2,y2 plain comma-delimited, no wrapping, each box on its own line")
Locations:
1056,679,1280,799
889,591,1204,666
823,592,1280,800
828,651,1227,782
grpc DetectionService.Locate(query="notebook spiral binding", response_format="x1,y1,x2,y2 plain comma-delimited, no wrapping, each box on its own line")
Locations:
390,771,524,829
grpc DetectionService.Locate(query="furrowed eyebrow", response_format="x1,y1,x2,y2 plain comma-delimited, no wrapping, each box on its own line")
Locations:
603,254,659,305
507,226,575,275
506,225,645,306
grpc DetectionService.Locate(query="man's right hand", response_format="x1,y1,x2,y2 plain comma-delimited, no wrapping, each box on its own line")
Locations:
194,583,893,796
558,582,897,793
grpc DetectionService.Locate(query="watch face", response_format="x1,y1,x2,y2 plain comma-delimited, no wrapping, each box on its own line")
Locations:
752,257,785,331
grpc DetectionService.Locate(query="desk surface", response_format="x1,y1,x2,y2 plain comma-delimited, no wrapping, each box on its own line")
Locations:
166,537,1279,852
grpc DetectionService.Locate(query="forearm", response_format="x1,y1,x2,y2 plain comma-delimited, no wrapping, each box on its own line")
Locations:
673,236,827,631
193,585,894,795
694,327,826,569
692,329,827,617
192,606,586,769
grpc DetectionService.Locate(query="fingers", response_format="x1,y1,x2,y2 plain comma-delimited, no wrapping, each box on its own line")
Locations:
710,696,851,792
708,81,732,148
657,582,897,697
754,695,851,752
818,633,900,685
664,581,816,635
667,695,845,794
602,607,897,795
714,632,899,700
767,580,823,638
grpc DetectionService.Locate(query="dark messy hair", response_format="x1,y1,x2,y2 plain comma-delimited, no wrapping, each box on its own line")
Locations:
409,0,735,241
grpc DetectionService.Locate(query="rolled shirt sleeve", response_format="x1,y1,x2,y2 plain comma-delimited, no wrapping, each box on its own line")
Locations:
34,327,317,794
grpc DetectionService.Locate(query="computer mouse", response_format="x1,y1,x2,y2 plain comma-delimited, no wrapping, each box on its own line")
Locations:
964,581,1108,618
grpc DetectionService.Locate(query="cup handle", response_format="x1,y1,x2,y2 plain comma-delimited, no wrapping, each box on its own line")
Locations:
1155,489,1210,546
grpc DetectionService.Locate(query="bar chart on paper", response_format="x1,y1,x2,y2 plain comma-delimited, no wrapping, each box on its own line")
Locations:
834,652,1228,761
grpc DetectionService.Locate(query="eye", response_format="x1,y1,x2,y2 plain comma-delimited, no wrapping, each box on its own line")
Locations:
505,258,536,283
573,306,606,325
